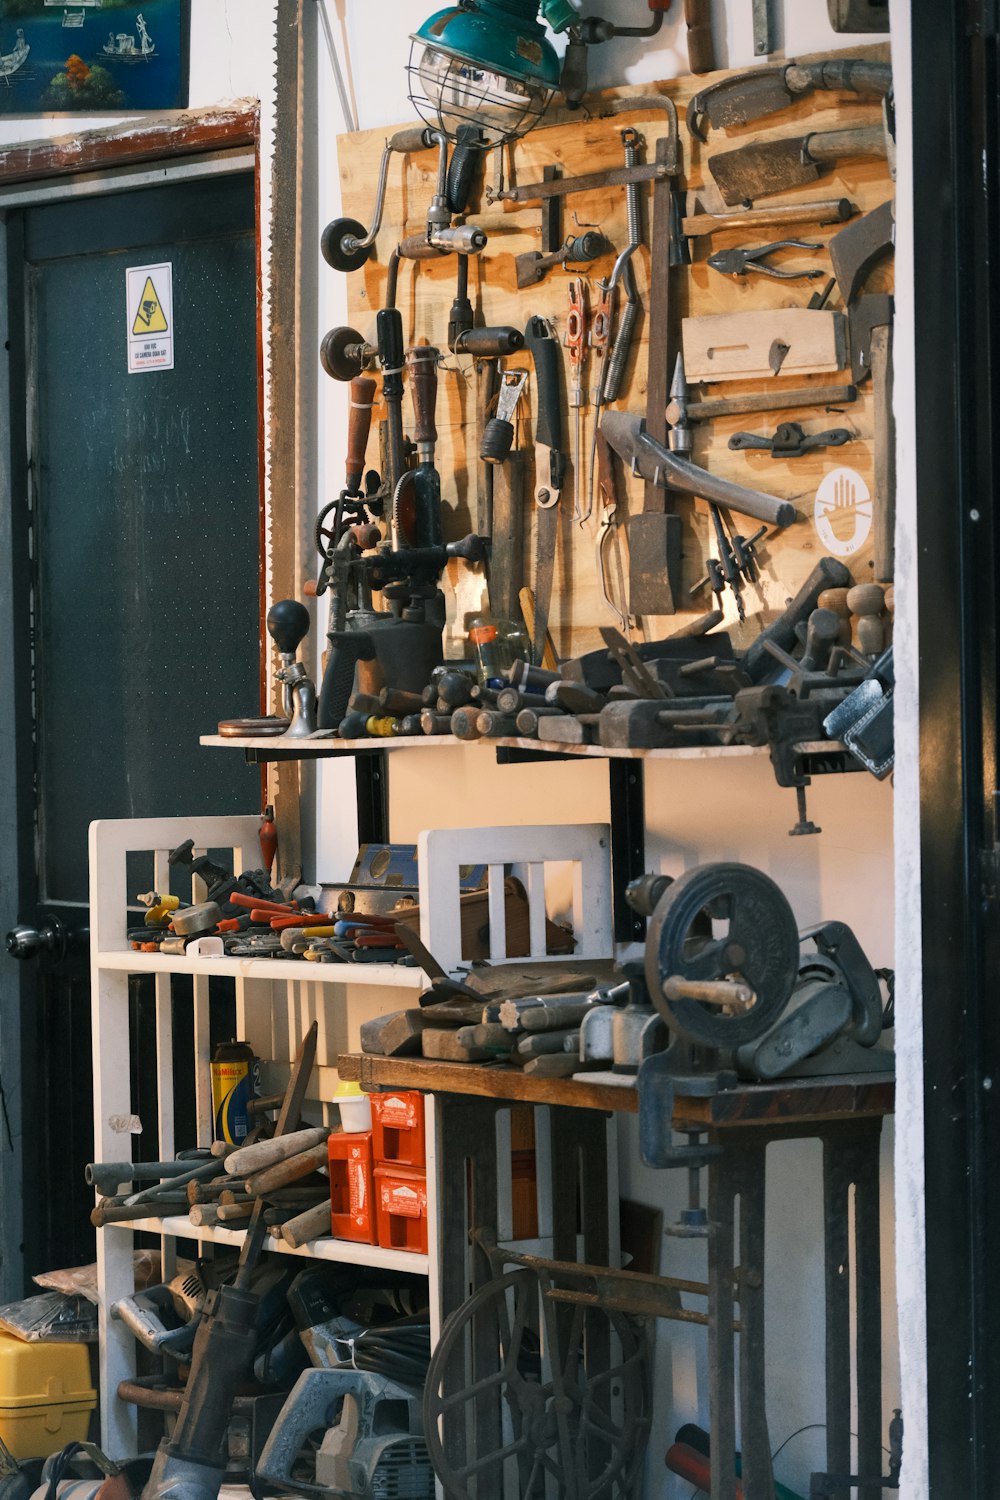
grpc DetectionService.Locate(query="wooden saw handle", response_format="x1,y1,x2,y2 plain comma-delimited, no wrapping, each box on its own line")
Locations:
408,346,439,445
684,0,715,74
804,125,887,164
346,376,376,491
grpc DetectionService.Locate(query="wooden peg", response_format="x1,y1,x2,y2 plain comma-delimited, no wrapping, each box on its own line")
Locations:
846,583,886,656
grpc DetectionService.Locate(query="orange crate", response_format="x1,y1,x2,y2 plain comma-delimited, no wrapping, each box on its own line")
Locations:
374,1165,429,1255
328,1131,377,1244
371,1091,426,1169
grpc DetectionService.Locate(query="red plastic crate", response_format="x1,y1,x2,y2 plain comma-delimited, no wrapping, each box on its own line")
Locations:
370,1090,426,1169
374,1165,429,1255
327,1131,377,1244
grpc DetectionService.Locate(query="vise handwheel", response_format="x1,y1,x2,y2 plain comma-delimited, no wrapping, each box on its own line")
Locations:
646,862,799,1047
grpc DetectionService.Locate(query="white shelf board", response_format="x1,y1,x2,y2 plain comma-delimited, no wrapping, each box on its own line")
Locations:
94,949,427,988
112,1215,428,1275
200,732,770,761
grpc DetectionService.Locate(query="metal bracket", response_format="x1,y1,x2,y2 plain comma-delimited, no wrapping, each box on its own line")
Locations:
355,752,388,845
609,759,646,942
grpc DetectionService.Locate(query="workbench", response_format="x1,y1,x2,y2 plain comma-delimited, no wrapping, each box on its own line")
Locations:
339,1053,894,1500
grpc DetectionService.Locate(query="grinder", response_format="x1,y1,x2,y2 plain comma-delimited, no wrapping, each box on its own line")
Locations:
635,862,891,1171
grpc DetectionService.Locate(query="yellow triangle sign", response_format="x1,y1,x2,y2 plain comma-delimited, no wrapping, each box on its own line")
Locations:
132,276,168,335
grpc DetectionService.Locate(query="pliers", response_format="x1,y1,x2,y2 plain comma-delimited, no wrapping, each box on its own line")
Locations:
707,239,826,280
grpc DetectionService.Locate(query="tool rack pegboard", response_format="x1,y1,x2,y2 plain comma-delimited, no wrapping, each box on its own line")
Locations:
334,41,893,662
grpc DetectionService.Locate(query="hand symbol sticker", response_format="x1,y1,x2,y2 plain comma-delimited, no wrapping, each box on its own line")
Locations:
814,467,873,557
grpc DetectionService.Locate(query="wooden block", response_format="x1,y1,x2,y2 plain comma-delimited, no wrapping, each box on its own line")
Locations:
422,1027,493,1062
537,716,596,745
681,309,846,383
521,1055,605,1078
360,1010,430,1057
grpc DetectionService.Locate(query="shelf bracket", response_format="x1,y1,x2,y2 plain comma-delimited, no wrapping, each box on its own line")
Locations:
609,760,646,943
356,752,389,845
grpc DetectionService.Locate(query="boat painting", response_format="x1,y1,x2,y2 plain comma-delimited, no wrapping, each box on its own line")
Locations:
102,12,154,58
0,29,29,83
0,0,184,111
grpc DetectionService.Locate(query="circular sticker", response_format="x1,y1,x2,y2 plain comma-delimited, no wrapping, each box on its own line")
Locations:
813,466,873,557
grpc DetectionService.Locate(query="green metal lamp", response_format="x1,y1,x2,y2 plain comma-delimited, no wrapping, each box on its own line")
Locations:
408,0,575,147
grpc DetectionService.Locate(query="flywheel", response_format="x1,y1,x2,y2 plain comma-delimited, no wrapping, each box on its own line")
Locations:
645,862,799,1048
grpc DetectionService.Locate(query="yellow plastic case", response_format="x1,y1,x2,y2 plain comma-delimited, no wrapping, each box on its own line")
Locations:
0,1333,95,1459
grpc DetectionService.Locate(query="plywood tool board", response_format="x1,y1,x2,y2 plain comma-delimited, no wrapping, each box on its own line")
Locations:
335,43,893,661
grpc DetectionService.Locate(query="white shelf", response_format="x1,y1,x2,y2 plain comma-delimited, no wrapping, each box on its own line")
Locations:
114,1216,428,1275
94,949,427,988
200,731,769,761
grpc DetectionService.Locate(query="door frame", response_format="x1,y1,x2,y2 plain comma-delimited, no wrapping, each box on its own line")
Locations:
0,106,266,1294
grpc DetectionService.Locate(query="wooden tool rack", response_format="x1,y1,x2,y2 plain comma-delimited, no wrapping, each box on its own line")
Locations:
339,1056,894,1500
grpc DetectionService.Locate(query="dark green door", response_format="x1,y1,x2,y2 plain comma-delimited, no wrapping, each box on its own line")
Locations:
0,170,261,1285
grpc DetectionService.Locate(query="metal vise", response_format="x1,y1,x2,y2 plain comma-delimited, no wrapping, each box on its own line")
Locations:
579,967,668,1072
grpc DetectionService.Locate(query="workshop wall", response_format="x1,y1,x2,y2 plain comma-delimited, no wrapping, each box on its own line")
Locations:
312,4,906,1499
2,0,921,1491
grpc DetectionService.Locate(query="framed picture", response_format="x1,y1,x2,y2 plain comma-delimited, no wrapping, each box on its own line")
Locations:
0,0,186,112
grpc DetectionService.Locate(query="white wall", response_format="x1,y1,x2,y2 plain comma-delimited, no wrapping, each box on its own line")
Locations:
310,5,910,1498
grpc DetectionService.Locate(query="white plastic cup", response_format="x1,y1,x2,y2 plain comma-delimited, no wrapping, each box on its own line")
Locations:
337,1088,372,1133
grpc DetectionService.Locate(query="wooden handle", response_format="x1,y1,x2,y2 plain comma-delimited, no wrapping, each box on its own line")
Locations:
224,1126,329,1177
683,0,715,73
805,125,887,164
281,1200,333,1249
246,1140,331,1197
682,199,853,237
346,376,376,489
869,324,895,582
408,347,439,445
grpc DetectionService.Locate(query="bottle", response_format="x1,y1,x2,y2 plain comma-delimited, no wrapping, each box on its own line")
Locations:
210,1041,258,1145
468,615,530,687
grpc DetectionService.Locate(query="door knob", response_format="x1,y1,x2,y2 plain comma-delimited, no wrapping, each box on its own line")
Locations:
6,913,69,962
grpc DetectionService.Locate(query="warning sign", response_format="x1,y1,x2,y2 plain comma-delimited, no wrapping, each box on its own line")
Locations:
126,262,173,373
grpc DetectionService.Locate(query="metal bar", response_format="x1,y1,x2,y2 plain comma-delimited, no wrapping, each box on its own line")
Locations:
736,1140,774,1500
823,1135,852,1493
708,1150,739,1500
355,752,388,844
609,760,646,941
853,1121,884,1500
490,160,670,204
913,5,1000,1495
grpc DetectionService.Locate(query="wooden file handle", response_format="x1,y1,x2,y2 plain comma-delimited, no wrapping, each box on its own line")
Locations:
684,0,716,74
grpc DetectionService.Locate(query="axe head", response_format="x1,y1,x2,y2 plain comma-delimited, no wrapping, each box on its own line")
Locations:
829,198,895,304
848,293,893,383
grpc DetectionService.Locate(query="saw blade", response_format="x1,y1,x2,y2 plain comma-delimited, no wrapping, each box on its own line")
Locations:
532,502,560,667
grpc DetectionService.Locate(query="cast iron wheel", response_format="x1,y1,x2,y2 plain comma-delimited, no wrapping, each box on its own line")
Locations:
423,1268,649,1499
320,216,373,273
646,861,799,1048
320,325,365,382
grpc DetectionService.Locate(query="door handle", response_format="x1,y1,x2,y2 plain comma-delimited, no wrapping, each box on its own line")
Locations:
6,912,77,962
